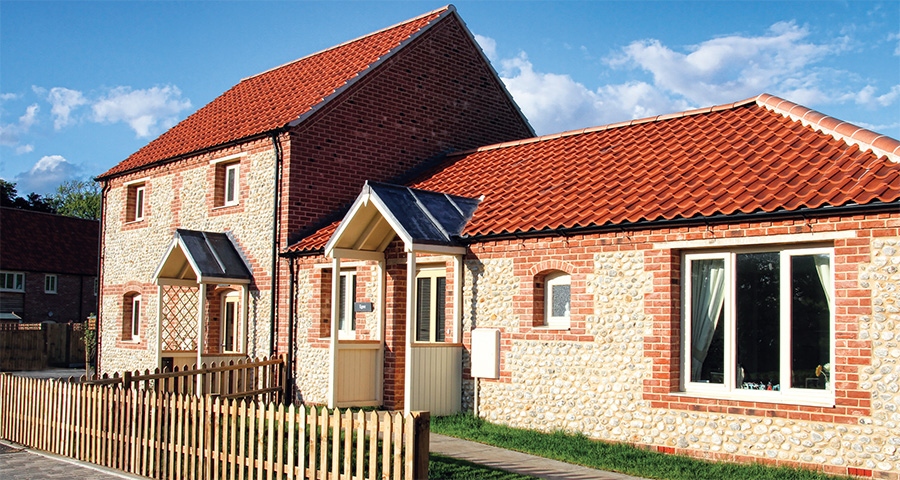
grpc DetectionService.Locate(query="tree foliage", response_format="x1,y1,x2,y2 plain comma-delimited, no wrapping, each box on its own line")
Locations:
0,179,57,213
49,179,102,220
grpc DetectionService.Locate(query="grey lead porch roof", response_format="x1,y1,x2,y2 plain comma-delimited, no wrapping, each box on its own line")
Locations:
154,229,252,284
324,181,481,256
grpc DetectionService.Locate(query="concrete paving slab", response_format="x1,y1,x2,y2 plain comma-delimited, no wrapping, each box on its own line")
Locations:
0,441,145,479
430,433,648,480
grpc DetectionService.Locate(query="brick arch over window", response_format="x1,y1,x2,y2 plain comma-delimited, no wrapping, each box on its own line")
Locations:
517,260,590,337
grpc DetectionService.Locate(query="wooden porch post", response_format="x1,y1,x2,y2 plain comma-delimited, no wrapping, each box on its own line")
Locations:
404,251,416,414
197,282,207,395
327,256,341,409
453,255,463,344
156,284,163,369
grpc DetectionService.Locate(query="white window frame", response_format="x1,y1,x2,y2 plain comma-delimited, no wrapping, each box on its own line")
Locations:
414,267,447,343
130,295,142,341
544,272,571,329
224,163,240,206
44,274,57,294
221,291,242,353
0,271,25,292
133,185,145,221
681,246,835,405
337,271,357,339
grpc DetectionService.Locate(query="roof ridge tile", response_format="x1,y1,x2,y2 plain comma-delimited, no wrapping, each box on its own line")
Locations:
754,93,900,162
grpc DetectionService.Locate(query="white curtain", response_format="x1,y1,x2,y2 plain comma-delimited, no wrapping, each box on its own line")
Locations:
814,254,832,312
691,259,726,380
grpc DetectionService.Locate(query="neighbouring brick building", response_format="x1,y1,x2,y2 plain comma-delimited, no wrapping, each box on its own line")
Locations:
0,207,99,324
97,5,900,478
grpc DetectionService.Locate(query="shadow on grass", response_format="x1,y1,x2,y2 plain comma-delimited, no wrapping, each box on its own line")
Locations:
430,453,536,479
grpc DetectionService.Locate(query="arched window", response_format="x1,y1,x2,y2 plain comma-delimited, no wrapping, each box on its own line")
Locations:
543,271,570,328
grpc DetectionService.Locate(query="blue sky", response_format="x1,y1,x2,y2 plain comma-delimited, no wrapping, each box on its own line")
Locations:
2,1,898,196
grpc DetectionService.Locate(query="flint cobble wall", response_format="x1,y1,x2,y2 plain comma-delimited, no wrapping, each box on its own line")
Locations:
465,217,900,479
99,141,277,374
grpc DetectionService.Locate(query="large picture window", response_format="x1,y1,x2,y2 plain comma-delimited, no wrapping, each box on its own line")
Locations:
683,247,833,401
415,267,446,343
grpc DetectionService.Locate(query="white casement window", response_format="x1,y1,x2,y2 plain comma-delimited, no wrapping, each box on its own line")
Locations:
130,295,142,341
134,185,145,221
338,271,357,339
44,274,57,294
224,163,239,206
415,267,446,343
0,271,25,292
544,272,571,328
682,247,834,402
221,292,241,353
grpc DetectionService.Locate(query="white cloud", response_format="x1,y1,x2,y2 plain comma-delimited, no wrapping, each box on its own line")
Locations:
14,154,82,195
609,22,833,106
498,53,688,135
92,85,191,137
47,87,87,129
0,93,20,102
889,32,900,56
842,84,900,108
0,104,39,148
474,34,497,61
16,144,34,154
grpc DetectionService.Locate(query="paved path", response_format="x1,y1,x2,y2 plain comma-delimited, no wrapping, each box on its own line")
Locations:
431,433,647,480
0,442,144,480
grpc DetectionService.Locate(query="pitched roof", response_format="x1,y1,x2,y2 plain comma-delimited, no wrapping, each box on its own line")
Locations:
0,208,99,275
98,6,454,179
289,94,900,252
324,181,480,256
154,229,252,284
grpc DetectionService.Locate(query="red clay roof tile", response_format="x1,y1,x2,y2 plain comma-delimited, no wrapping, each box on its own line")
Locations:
289,95,899,252
98,6,451,179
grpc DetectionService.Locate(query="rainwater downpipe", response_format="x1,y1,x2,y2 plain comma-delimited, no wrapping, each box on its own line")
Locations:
269,132,283,356
285,256,296,404
94,180,110,373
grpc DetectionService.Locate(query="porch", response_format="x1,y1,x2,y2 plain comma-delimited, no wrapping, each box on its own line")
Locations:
154,229,254,370
324,182,478,415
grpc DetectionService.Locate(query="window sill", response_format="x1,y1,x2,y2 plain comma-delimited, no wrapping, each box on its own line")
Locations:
672,389,835,408
212,204,240,211
124,219,145,225
531,325,570,331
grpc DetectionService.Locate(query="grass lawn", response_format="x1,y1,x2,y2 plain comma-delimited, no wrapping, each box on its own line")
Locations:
431,414,853,480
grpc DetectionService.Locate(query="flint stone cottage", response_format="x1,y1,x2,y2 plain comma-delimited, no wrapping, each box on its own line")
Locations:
96,5,900,477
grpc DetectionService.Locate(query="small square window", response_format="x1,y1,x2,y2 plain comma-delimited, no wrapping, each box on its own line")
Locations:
0,271,24,292
44,274,57,294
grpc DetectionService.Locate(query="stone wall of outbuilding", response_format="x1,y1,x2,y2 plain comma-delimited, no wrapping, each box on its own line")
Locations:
462,214,899,479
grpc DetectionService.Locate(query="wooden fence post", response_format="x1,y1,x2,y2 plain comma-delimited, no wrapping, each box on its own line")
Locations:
411,411,430,480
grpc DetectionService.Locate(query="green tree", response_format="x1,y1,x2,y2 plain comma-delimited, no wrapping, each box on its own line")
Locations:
49,179,101,220
0,179,57,213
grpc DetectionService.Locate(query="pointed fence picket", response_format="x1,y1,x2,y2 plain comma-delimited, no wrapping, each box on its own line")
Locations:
0,373,430,479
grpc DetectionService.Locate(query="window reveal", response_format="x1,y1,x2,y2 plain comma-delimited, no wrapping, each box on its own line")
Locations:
415,268,446,343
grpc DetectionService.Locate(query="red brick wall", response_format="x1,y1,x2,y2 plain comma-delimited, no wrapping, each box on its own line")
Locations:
280,14,532,245
18,271,96,324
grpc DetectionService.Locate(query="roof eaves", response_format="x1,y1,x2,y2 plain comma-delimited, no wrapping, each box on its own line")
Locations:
286,6,455,130
756,93,900,163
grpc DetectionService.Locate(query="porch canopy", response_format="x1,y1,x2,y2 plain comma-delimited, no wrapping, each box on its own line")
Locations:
153,229,252,367
323,181,480,412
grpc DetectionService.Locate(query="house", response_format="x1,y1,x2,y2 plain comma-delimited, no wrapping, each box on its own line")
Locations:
94,6,532,373
96,4,900,477
287,93,900,477
0,207,99,323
